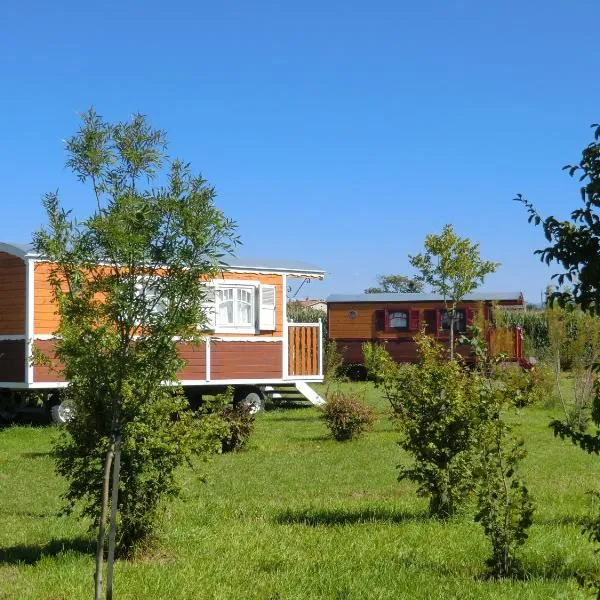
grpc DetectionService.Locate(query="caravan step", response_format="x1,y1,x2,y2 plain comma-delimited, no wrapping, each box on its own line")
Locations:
262,382,325,406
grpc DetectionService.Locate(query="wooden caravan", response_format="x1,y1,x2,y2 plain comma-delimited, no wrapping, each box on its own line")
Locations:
0,242,326,410
327,292,525,367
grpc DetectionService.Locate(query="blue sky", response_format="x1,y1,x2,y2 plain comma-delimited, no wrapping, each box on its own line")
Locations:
1,0,599,304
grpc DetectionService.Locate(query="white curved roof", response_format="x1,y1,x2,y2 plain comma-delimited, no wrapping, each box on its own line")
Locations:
0,242,325,276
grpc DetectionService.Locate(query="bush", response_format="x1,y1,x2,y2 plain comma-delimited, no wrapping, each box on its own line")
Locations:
196,388,255,453
321,390,375,441
218,404,254,453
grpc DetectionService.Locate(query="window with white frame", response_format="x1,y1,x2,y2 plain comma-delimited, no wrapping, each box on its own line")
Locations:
216,286,255,329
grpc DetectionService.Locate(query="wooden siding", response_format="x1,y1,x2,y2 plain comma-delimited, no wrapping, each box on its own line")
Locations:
211,341,282,380
0,252,25,335
338,339,475,365
177,342,207,380
33,339,64,383
33,263,285,337
0,340,25,382
34,262,60,335
288,326,320,376
328,300,521,341
31,338,283,384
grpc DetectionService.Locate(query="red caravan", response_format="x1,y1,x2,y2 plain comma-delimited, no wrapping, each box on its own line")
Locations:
0,242,326,411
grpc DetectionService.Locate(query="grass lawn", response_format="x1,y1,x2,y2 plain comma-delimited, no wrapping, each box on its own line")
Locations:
0,382,598,599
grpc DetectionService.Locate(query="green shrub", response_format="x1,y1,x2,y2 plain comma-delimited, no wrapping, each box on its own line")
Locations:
321,390,375,441
218,404,255,453
196,388,254,453
324,340,344,383
380,334,481,518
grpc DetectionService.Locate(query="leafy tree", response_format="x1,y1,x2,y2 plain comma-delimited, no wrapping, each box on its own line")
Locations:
516,123,600,313
34,109,238,599
382,333,482,518
409,224,499,358
517,123,600,594
364,274,423,294
466,329,535,578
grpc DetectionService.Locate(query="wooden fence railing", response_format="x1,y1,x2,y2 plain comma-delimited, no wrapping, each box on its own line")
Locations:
287,322,322,377
488,326,523,359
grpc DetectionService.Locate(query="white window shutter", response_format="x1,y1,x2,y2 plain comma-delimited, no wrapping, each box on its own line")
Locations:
259,284,276,331
201,284,217,330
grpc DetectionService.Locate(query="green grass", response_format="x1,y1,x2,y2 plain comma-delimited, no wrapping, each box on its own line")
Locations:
0,383,598,599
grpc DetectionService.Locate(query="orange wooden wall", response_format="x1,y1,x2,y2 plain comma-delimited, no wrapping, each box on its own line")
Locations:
0,252,25,335
328,301,486,340
33,262,285,336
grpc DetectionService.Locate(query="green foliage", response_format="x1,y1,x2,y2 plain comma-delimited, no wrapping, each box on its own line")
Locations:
409,224,499,358
364,274,423,294
474,415,535,578
287,301,326,330
459,330,536,578
519,121,600,593
473,366,536,577
516,123,600,313
380,333,482,518
34,108,238,565
323,340,344,383
494,309,549,359
321,389,375,441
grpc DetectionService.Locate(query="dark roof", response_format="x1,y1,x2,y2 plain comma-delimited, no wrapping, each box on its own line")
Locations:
327,292,523,303
0,242,324,276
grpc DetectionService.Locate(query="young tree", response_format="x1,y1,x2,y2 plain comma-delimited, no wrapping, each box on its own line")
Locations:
517,122,600,593
364,274,423,294
382,333,482,518
409,224,499,358
34,109,238,599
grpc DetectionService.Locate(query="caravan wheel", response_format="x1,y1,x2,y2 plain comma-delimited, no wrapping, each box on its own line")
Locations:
50,400,75,424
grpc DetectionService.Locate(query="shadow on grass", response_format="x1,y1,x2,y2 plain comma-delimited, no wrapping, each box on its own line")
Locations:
0,536,94,565
276,506,428,526
535,514,588,527
265,401,312,412
19,451,51,459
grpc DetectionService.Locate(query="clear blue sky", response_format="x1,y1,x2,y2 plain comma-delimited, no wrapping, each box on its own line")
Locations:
2,0,598,304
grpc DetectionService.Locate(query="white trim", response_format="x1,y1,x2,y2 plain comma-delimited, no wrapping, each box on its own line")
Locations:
0,335,26,341
205,337,211,382
219,267,324,278
25,259,34,385
177,377,323,386
318,319,323,378
24,334,283,343
16,254,324,278
282,274,288,379
0,381,69,389
211,336,283,343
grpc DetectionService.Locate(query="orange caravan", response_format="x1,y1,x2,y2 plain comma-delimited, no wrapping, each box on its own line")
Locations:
0,242,326,420
327,292,526,371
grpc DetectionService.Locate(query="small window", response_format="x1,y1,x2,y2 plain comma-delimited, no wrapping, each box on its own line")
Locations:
216,286,255,328
440,309,466,332
134,277,168,316
388,310,408,329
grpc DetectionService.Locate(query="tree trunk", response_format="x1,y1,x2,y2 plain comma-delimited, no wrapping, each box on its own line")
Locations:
449,311,456,360
94,443,115,600
105,432,122,600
